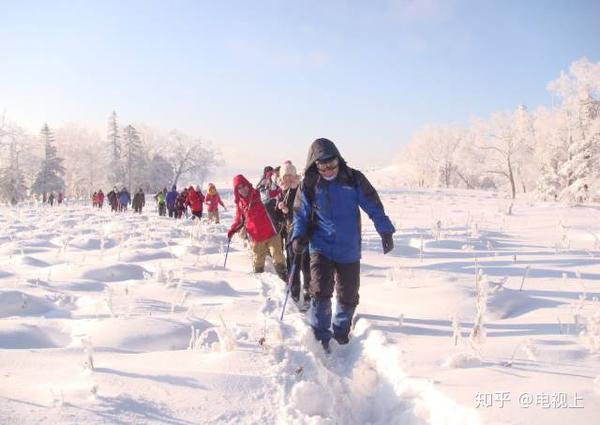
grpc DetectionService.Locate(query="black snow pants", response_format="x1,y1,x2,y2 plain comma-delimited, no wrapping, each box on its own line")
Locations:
309,253,360,306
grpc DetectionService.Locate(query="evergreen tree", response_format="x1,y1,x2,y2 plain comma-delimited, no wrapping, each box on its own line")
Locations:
31,124,65,199
123,124,144,192
558,96,600,201
536,155,562,201
107,111,125,186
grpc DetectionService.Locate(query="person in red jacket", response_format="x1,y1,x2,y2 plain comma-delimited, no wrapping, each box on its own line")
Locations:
227,174,287,280
97,189,105,209
205,183,226,224
187,185,205,220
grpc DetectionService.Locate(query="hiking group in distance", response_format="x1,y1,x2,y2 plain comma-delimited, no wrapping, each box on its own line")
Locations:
90,184,226,223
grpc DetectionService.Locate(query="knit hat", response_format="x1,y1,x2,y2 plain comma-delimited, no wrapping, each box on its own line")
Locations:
281,162,297,177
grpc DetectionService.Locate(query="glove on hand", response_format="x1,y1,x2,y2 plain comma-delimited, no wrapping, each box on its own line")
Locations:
227,228,236,240
381,233,394,255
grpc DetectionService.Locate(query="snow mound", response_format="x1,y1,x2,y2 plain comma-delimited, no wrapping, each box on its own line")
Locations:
170,243,203,257
69,236,117,250
53,280,107,292
84,317,212,352
0,322,72,349
0,290,67,318
121,250,173,263
19,255,52,267
21,239,58,249
82,264,149,282
185,280,241,297
486,287,563,320
443,352,483,368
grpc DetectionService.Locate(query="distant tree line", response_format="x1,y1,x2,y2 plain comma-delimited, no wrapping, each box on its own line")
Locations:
395,58,600,202
0,111,222,204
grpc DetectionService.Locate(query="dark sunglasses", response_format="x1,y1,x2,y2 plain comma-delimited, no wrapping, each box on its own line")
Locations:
316,157,339,172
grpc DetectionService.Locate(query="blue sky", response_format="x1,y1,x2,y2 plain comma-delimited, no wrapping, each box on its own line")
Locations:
1,0,599,169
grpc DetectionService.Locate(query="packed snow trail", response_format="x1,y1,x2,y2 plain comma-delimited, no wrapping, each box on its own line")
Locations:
254,272,480,424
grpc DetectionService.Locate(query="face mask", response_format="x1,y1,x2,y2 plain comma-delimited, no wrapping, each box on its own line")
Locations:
322,174,337,181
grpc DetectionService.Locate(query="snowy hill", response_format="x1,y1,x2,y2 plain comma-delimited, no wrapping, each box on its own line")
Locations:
363,164,405,190
1,190,599,424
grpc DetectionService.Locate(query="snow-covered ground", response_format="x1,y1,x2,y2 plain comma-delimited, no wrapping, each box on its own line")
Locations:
1,189,599,424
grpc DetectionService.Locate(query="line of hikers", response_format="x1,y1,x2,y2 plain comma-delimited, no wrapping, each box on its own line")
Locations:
92,187,145,213
154,183,226,222
92,184,226,223
43,192,64,206
227,138,395,352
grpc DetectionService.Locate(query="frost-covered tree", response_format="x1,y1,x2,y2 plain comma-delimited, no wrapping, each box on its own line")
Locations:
145,153,174,193
545,58,600,201
533,107,567,199
395,58,600,202
412,125,464,188
0,153,27,205
122,124,145,192
511,105,537,194
55,124,105,198
474,106,535,199
0,119,27,204
452,129,486,189
163,130,221,187
107,111,125,186
30,124,65,199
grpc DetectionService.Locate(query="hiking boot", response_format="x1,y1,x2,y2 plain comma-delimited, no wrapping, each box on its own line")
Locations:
321,339,331,354
333,333,350,345
253,266,265,273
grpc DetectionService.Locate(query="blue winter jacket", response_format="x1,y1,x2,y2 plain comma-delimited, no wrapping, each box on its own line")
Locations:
118,190,130,206
292,171,395,263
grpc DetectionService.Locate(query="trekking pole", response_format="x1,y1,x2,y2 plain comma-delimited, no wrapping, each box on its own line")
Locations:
279,262,297,321
223,238,231,268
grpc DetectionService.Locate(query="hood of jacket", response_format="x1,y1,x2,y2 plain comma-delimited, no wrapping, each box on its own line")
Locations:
233,174,253,203
304,138,346,173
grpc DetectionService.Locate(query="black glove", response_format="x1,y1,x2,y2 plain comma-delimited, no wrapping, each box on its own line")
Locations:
292,237,308,255
381,233,394,254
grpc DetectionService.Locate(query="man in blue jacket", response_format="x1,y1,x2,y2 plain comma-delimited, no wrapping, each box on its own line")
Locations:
292,138,395,352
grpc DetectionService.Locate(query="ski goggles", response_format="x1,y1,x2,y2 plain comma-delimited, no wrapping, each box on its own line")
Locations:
315,157,339,172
